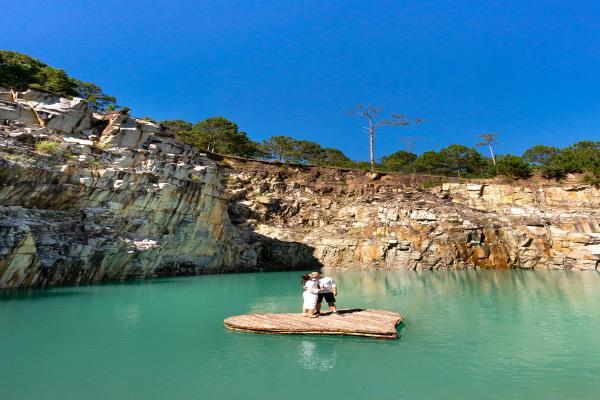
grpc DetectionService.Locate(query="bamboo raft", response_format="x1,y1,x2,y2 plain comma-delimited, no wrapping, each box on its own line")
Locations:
224,309,404,339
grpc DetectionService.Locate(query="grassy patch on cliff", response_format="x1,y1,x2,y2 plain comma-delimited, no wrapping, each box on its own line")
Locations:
34,140,62,155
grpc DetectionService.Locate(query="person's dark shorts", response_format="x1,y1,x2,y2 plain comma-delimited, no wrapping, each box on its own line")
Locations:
317,292,336,304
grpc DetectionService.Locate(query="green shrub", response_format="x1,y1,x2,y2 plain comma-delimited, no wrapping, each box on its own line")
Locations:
88,160,103,170
541,165,567,180
93,141,110,151
35,140,62,155
419,180,442,190
522,145,559,166
0,167,11,184
178,116,261,158
542,141,600,178
583,174,600,187
380,150,417,172
496,155,532,179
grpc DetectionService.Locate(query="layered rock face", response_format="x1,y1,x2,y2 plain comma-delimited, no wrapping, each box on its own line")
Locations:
0,89,256,288
224,159,600,271
1,89,599,288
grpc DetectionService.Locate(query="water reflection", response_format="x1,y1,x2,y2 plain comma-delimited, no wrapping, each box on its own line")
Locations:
297,340,337,370
248,296,296,313
0,289,85,301
114,304,141,330
328,269,600,311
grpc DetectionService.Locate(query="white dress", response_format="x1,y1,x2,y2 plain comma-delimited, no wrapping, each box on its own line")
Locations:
302,280,320,310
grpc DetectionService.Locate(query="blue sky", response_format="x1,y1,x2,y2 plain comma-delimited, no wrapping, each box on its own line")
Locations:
3,0,599,160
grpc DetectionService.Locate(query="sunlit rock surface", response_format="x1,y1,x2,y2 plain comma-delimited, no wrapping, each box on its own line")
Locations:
224,159,600,272
0,89,256,288
1,89,599,288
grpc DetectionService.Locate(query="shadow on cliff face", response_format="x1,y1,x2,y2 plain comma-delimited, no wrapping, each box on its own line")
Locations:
252,235,323,271
227,200,322,271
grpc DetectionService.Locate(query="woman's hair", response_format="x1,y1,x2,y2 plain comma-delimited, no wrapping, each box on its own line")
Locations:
301,274,310,285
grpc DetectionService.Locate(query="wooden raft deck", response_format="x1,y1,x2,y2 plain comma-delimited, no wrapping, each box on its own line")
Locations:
224,309,404,339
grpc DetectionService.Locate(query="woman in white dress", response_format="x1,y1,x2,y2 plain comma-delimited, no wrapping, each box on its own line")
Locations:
301,274,321,318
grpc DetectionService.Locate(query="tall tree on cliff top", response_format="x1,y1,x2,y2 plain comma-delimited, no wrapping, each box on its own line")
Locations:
522,144,560,166
261,136,354,167
398,135,424,172
476,132,499,173
177,116,260,157
161,119,193,134
350,105,421,171
399,135,422,154
439,144,486,178
319,148,354,168
496,154,532,179
261,136,300,162
380,150,417,172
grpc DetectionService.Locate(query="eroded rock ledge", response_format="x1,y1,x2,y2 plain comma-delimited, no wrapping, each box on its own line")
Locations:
1,89,599,288
0,89,258,288
224,154,599,272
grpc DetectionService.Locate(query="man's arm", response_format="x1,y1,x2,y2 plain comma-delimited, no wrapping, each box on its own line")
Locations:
331,280,337,296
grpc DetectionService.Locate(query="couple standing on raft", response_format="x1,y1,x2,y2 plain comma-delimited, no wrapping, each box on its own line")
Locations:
301,271,337,318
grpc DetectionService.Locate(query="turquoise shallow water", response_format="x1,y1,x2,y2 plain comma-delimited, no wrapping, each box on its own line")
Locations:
1,270,600,400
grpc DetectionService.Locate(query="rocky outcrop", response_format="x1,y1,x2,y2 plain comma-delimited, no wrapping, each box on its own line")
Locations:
0,89,93,134
0,89,257,288
1,89,599,288
224,159,600,271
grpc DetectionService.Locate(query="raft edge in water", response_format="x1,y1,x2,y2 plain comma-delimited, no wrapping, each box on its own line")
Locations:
224,309,404,339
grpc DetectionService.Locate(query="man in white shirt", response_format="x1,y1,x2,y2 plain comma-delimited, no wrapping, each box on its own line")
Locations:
310,271,337,314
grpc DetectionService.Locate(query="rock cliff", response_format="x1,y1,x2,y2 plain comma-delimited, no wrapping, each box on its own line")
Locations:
224,156,599,272
0,89,257,288
1,89,598,288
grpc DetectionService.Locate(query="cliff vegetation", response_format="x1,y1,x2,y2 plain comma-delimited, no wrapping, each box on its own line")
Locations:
2,51,598,183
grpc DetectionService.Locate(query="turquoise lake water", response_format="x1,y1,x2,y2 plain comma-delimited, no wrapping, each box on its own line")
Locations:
1,270,599,400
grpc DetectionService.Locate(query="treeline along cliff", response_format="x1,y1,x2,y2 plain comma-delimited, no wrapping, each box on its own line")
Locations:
0,89,599,288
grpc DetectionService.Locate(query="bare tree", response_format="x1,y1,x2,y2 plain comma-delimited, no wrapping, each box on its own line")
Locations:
476,132,499,173
350,105,421,171
399,136,422,173
399,135,424,154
